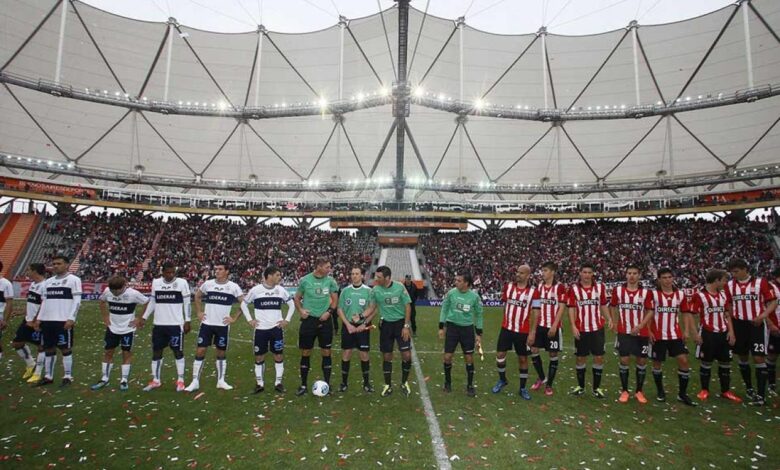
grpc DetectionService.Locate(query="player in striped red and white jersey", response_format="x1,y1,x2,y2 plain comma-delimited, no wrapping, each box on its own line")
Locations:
492,265,540,399
688,269,741,403
649,268,696,406
725,259,777,406
567,262,611,399
610,264,654,404
529,261,566,396
767,268,780,397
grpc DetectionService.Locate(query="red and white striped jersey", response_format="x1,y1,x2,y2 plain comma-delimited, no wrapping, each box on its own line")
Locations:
537,282,567,328
688,288,730,333
651,289,689,340
610,285,653,337
501,283,540,333
725,277,776,322
769,280,780,328
567,283,608,333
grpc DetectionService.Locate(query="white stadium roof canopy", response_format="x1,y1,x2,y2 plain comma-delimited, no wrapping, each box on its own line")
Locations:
1,0,779,202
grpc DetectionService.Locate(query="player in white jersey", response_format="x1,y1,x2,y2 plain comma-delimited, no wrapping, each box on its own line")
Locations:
90,276,149,391
137,262,192,392
725,258,777,406
184,263,245,392
241,266,296,394
33,255,82,387
12,263,46,382
0,260,15,362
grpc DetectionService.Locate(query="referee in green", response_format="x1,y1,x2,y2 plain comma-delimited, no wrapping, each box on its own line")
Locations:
439,272,484,397
364,265,413,397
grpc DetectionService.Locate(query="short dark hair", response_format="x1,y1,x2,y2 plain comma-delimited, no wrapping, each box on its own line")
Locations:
52,254,70,264
0,260,3,272
351,266,366,275
457,272,473,287
657,267,673,277
626,264,641,272
727,258,749,271
29,263,46,276
315,257,330,268
161,261,175,271
108,275,127,291
580,262,595,271
705,269,728,284
214,261,230,272
772,267,780,279
376,266,391,278
263,266,280,279
541,261,558,271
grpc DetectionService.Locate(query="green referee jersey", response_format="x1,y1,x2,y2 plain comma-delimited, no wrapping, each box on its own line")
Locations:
369,281,412,322
338,284,371,322
298,272,339,318
440,287,484,329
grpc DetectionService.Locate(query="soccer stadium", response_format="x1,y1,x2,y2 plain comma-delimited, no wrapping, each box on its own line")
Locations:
1,0,779,467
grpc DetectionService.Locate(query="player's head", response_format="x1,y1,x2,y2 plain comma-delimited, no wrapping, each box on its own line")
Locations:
108,275,128,296
374,266,392,287
455,272,473,291
726,258,750,281
772,267,780,283
314,257,332,276
625,264,641,285
350,266,365,286
705,269,728,290
161,261,176,282
263,266,282,286
579,262,595,284
541,261,557,282
51,254,69,275
214,262,229,282
657,267,674,290
515,264,531,284
27,263,46,280
404,274,412,284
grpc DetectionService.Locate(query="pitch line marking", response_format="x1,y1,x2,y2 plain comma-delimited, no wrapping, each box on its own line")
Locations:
410,340,451,470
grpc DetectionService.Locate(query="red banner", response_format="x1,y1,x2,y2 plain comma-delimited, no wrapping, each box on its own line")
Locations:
0,176,96,199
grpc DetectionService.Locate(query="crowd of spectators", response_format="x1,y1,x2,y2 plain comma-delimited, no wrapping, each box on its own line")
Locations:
421,217,775,298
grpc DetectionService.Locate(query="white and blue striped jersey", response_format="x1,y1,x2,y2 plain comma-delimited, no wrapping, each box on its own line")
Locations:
100,287,149,334
0,277,13,320
244,283,295,330
143,277,192,326
38,274,82,322
25,280,45,322
199,279,243,326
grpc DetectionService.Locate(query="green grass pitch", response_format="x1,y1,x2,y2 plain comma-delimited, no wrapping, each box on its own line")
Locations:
1,303,778,468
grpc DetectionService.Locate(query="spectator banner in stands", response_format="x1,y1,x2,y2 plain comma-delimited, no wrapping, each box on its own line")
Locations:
0,176,96,199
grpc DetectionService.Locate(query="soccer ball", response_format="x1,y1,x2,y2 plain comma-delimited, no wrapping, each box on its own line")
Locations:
311,380,330,397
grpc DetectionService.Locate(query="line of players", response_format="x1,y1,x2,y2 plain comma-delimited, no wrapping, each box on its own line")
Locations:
1,256,778,406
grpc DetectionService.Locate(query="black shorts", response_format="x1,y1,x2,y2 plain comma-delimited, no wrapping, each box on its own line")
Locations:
697,329,732,363
341,325,371,351
732,319,767,357
496,328,530,356
768,332,780,355
197,324,229,350
532,326,562,352
651,339,688,362
298,316,333,350
379,319,411,353
151,325,183,352
444,323,476,354
13,320,42,345
40,321,73,350
574,329,605,357
254,327,284,355
617,333,650,358
104,329,135,351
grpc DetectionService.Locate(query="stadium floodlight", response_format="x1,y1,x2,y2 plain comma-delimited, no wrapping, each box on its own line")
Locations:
356,92,365,102
380,87,390,97
318,97,328,108
413,87,424,98
474,99,484,110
